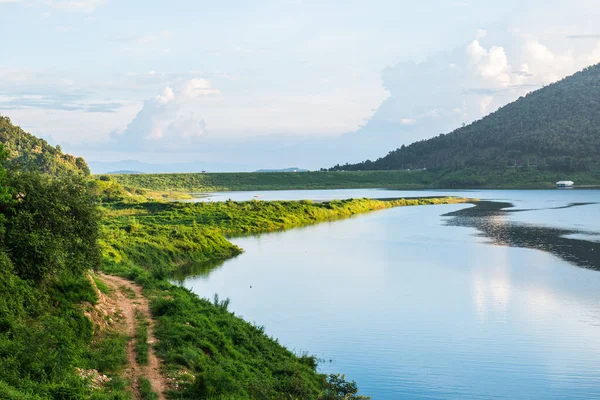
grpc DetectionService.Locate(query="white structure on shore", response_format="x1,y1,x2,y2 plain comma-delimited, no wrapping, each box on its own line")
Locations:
556,180,574,188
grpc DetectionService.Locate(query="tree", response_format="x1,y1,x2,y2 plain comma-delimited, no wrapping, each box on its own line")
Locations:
322,374,370,400
3,172,101,283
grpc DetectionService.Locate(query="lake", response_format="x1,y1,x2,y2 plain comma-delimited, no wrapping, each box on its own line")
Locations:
178,189,600,399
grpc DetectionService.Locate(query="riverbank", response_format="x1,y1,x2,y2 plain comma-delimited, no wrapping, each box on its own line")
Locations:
100,197,472,276
99,196,472,399
101,169,600,193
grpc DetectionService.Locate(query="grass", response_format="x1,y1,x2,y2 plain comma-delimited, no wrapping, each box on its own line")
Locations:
138,377,158,400
98,195,471,399
135,310,150,366
119,285,137,299
100,197,471,279
102,168,600,193
0,270,133,400
92,273,112,295
104,170,433,192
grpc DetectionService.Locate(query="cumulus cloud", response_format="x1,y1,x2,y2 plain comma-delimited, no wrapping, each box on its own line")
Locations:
111,79,220,150
466,40,513,88
344,29,600,161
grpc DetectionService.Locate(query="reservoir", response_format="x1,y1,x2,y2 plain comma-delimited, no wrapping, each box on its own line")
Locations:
178,189,600,399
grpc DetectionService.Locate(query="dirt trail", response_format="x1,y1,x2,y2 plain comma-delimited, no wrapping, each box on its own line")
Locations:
99,273,167,400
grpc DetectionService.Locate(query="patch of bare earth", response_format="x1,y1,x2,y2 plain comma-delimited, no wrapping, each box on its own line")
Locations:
98,273,167,400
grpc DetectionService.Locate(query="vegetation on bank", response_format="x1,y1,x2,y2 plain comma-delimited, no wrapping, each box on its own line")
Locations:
100,196,470,277
104,167,600,193
104,170,431,192
98,189,470,399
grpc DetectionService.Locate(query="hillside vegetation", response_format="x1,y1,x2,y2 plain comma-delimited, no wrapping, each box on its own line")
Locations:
330,64,600,180
0,156,133,399
0,115,89,175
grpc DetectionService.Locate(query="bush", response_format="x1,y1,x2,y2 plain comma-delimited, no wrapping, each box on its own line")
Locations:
4,172,101,282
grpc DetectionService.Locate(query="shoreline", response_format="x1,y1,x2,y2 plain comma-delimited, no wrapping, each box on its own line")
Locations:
101,170,600,193
99,196,472,398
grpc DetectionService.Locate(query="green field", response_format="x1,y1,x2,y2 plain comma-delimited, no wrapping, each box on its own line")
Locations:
105,170,433,192
104,168,600,193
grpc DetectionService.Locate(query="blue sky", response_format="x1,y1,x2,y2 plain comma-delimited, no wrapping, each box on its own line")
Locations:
2,0,600,171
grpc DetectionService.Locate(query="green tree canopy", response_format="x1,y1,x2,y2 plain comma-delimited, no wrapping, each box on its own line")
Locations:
3,171,101,283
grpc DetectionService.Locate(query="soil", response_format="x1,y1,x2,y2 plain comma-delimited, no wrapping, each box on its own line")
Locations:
99,273,167,400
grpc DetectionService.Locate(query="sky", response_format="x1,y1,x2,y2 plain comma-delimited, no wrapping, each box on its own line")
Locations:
1,0,600,171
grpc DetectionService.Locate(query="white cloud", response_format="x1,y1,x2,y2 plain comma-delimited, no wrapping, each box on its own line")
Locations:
181,79,221,98
479,95,494,114
466,40,512,88
154,87,175,105
111,79,219,149
348,28,600,160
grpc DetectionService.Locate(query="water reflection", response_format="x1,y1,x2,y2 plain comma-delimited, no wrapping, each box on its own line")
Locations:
171,258,226,282
445,201,600,270
177,195,600,400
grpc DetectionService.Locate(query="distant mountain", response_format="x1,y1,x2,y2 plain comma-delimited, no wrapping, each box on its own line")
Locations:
255,167,309,173
330,64,600,174
89,160,251,174
0,115,90,175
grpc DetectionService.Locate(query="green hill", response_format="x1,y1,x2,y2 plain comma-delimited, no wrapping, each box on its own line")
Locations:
0,115,90,175
330,64,600,180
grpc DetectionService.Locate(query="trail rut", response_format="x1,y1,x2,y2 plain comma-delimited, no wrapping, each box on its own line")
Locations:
99,273,167,400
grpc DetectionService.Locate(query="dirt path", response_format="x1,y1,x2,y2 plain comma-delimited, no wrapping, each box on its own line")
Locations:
99,273,167,400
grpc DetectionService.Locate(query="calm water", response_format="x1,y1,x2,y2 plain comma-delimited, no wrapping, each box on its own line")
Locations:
179,189,600,399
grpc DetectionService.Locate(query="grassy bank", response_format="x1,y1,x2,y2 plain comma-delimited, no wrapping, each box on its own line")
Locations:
100,196,471,399
100,197,471,275
103,168,600,193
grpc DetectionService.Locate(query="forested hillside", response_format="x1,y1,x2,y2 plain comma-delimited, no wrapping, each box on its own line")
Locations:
0,115,90,175
331,64,600,174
